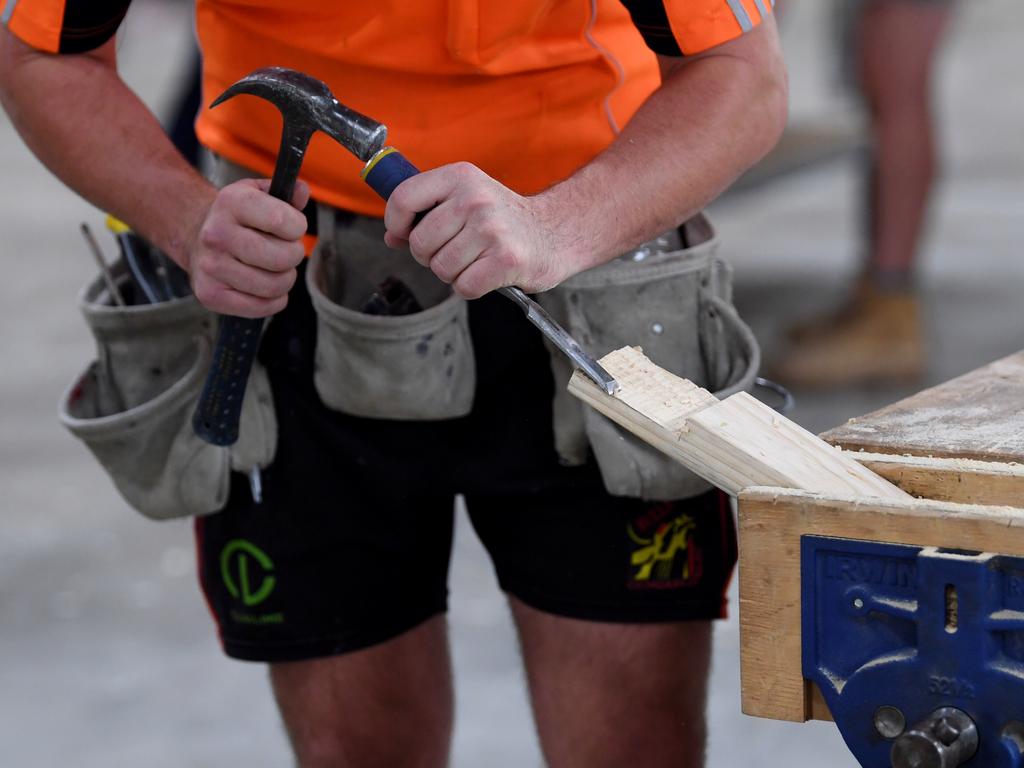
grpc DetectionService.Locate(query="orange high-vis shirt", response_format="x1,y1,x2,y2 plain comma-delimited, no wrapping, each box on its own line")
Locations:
3,0,772,215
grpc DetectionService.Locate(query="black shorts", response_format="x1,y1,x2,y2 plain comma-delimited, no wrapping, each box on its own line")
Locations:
196,263,737,663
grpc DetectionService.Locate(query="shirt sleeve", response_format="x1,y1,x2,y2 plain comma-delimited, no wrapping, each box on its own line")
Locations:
618,0,773,56
1,0,131,54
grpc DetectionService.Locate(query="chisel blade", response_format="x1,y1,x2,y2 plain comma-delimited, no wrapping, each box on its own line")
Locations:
497,286,619,395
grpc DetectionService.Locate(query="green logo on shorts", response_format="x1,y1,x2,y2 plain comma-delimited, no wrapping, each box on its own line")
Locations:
221,539,277,607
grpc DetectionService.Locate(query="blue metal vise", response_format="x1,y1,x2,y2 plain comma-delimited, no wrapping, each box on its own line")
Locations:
801,536,1024,768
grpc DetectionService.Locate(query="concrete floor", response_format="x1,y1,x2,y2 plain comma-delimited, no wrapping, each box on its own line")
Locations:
0,1,1021,766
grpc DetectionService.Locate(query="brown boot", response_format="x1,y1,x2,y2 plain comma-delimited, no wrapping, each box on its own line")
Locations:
771,290,925,388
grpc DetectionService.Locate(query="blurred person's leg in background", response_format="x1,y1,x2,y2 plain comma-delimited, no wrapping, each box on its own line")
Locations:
775,0,953,387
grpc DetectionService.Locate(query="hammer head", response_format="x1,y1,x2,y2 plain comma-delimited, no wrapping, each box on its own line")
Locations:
211,67,387,162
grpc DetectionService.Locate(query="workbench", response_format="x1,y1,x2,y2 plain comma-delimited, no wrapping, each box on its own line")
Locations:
738,350,1024,767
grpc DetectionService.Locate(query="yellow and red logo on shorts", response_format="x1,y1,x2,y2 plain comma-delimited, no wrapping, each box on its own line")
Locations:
627,503,703,589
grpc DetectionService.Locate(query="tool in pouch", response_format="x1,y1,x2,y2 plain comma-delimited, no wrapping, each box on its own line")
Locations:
104,215,190,304
191,67,618,459
61,219,228,520
100,217,267,502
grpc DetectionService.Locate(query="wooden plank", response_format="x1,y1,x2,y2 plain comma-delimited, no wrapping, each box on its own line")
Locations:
737,487,1024,722
569,346,909,501
686,393,909,500
846,450,1024,508
821,350,1024,464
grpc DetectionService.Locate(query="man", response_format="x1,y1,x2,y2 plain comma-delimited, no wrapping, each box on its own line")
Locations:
774,0,953,387
0,2,785,766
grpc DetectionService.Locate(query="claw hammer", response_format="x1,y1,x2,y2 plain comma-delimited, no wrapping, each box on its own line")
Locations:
192,68,386,447
193,67,618,449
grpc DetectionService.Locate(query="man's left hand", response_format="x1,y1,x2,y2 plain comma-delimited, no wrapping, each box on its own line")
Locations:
383,162,578,299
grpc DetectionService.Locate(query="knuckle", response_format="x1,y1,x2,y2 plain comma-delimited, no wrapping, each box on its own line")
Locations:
192,248,221,278
476,219,503,242
408,226,430,255
272,205,301,238
390,184,413,216
263,242,298,273
454,276,485,300
455,192,488,219
494,249,520,272
282,268,298,293
220,182,249,208
192,279,220,308
290,210,308,238
430,259,453,284
287,241,306,266
271,268,296,296
469,190,496,216
198,222,229,251
407,239,431,266
452,161,477,180
265,206,285,235
451,196,472,219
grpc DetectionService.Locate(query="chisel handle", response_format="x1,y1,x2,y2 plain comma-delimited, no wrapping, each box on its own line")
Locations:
361,147,421,203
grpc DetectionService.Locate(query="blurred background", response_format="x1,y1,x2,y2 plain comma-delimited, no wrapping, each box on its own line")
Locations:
0,0,1020,765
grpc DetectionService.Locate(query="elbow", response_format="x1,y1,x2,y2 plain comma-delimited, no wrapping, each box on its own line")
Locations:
759,50,789,158
740,41,788,167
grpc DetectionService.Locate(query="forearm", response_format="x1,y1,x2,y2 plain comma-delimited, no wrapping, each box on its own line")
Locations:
540,17,788,273
0,26,215,270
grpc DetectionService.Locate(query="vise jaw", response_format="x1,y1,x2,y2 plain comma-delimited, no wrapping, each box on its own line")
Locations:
802,536,1024,768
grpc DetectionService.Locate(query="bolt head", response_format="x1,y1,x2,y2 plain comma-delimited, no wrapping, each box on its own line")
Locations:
875,706,906,739
933,717,961,746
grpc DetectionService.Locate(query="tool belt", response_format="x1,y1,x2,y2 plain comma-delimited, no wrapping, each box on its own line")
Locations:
537,214,760,500
58,258,277,519
307,206,475,420
154,157,758,504
308,199,759,500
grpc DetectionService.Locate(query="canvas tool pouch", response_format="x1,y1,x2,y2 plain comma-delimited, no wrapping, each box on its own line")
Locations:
58,259,277,520
306,206,475,420
536,214,760,500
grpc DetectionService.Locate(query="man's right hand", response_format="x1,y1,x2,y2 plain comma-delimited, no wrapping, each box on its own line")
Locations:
187,178,310,318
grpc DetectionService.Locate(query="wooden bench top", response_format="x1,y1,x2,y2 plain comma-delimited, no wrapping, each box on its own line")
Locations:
821,350,1024,464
